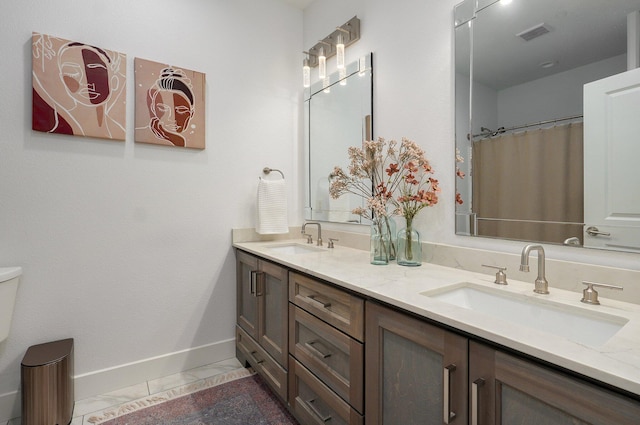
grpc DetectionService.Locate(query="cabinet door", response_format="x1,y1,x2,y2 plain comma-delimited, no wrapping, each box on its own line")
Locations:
236,250,259,340
469,341,640,425
258,259,289,368
365,301,468,425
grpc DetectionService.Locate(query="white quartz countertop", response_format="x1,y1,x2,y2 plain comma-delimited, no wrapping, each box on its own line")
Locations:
234,240,640,397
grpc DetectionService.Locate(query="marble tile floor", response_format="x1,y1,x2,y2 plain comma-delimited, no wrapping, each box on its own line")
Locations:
3,357,245,425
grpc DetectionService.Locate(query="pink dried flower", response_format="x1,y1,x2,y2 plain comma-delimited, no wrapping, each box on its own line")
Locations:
329,136,439,222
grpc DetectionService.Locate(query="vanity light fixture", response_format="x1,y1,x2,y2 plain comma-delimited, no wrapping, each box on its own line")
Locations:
336,29,347,69
304,16,361,86
318,46,327,79
302,53,311,88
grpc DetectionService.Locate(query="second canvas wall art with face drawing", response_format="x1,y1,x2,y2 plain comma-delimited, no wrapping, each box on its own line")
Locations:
134,57,206,149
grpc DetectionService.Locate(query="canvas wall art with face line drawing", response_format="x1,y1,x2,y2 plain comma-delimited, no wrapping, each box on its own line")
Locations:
32,32,127,141
134,57,206,149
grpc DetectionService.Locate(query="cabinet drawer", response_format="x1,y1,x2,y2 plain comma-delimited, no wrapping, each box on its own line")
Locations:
289,272,364,341
236,325,287,401
289,356,364,425
289,304,364,413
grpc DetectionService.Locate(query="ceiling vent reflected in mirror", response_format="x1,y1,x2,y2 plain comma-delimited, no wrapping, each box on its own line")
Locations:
517,23,552,41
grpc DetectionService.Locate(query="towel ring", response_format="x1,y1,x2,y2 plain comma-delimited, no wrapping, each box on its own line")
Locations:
263,167,285,179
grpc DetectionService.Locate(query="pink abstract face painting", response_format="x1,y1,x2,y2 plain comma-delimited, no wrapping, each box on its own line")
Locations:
32,33,127,140
134,57,205,149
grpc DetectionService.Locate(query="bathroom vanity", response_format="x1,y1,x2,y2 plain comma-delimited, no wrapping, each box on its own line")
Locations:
234,240,640,424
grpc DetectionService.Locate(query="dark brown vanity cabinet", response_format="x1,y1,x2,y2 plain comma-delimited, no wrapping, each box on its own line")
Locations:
469,341,640,425
235,250,640,424
365,300,640,425
365,301,469,425
235,250,288,400
288,272,365,424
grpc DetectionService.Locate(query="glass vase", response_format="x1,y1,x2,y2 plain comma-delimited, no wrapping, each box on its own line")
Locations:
370,219,392,265
382,215,397,261
397,217,422,266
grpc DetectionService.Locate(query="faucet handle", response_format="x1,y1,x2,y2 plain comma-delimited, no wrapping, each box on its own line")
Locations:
328,238,339,248
581,281,623,305
303,233,313,244
482,264,508,285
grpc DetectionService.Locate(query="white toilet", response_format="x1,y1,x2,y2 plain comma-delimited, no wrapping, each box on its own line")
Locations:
0,267,21,343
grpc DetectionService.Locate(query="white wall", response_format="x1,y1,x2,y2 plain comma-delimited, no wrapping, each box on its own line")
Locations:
498,54,627,127
0,0,302,413
303,0,640,271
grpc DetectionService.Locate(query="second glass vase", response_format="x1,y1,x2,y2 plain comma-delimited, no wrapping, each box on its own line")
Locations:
397,219,422,266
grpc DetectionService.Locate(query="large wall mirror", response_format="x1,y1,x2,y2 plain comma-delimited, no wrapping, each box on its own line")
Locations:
455,0,640,253
304,53,373,223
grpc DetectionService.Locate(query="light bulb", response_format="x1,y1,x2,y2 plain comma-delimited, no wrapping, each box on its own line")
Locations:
323,76,330,93
303,58,310,88
336,33,345,69
318,47,327,80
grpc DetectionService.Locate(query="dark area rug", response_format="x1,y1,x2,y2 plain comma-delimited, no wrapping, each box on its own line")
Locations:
91,370,298,425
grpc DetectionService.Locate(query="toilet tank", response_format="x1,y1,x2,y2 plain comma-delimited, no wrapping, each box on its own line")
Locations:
0,267,22,343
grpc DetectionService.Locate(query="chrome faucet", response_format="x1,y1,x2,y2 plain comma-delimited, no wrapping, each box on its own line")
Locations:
301,222,322,246
519,244,549,294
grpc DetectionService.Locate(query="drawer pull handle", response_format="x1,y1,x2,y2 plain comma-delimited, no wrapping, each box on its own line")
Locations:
250,271,257,295
443,364,457,424
305,340,332,359
306,398,332,422
255,272,265,297
249,350,264,365
308,294,332,309
472,378,485,425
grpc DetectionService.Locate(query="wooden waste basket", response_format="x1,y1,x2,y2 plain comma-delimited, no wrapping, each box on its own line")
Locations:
21,338,74,425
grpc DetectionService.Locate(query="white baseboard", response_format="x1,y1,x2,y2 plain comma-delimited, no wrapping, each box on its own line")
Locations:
0,338,236,422
0,390,19,423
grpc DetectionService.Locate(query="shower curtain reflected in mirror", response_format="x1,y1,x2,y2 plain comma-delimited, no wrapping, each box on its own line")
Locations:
472,123,584,244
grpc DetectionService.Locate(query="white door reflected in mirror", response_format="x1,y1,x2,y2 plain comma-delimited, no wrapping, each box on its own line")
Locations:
583,67,640,252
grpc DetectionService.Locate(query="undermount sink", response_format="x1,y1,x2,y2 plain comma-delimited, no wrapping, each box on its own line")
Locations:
421,282,628,347
266,243,325,255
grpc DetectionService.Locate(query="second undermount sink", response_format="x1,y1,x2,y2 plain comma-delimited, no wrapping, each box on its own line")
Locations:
421,282,628,347
266,243,326,255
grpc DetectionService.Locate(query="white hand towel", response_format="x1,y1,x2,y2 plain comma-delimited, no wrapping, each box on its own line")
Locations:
257,178,289,234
